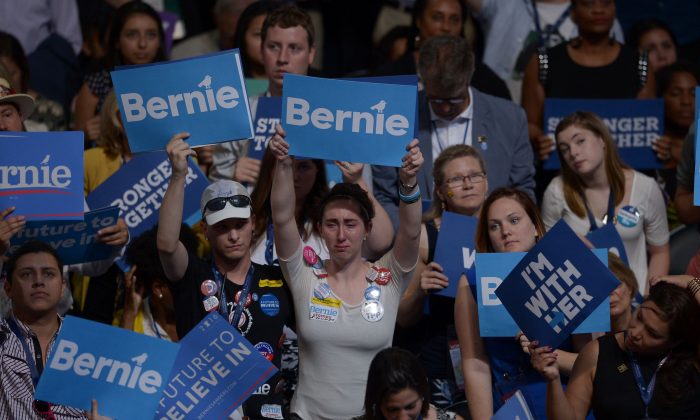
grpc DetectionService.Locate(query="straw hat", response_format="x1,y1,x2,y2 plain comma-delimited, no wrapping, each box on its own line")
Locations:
0,77,35,119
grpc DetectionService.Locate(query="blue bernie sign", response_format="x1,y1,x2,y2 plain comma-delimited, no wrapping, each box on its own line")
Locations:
35,316,178,419
9,206,119,264
111,50,253,153
249,96,282,160
86,151,209,239
694,88,700,205
432,211,477,297
494,220,619,348
156,312,277,419
282,74,417,167
475,249,611,337
543,98,664,170
0,131,84,220
492,390,534,420
585,222,629,265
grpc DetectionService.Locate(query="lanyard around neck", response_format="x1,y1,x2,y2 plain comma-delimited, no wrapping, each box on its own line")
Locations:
211,263,255,329
530,0,571,47
584,190,615,232
6,317,43,388
625,332,670,417
432,119,469,155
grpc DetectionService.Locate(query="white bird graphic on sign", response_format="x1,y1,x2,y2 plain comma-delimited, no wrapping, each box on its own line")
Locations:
40,155,50,165
198,75,213,89
131,353,149,366
370,100,387,113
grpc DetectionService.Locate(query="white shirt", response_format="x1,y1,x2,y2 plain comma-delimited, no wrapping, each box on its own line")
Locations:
429,88,474,162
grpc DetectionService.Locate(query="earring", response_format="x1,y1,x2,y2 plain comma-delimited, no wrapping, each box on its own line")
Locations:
446,190,454,198
441,200,445,211
158,293,163,299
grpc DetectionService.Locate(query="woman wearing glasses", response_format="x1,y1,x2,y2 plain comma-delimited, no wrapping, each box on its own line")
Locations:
541,111,669,295
269,124,424,419
396,144,487,408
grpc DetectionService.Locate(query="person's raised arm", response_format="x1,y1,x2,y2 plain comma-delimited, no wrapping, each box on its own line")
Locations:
0,207,26,256
336,161,395,259
269,125,302,260
391,139,424,269
73,83,101,144
397,233,431,327
157,133,196,283
455,275,493,420
650,275,700,305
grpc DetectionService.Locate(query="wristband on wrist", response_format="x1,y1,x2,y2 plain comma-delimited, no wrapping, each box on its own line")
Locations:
688,277,700,296
399,185,421,204
399,180,417,195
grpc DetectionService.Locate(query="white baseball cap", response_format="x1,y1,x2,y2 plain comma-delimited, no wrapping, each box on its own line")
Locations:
200,180,251,225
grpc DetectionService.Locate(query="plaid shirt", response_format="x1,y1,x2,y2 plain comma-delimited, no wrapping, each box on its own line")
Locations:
0,315,86,420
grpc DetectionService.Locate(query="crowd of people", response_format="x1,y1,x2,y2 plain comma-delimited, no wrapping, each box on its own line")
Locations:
1,0,700,419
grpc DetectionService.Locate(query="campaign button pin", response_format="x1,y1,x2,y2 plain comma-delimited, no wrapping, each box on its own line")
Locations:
235,290,252,307
617,205,641,228
200,279,218,296
313,267,328,278
203,296,219,312
364,285,381,301
259,293,280,317
313,282,332,299
254,342,275,361
375,268,392,286
361,300,384,322
303,246,319,266
366,266,379,283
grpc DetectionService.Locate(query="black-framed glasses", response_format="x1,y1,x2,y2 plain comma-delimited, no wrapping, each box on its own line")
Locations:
444,172,486,188
204,195,250,213
34,400,55,420
428,96,467,105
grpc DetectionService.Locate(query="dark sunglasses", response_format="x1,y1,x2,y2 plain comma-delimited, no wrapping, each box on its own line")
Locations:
204,195,250,213
34,400,55,420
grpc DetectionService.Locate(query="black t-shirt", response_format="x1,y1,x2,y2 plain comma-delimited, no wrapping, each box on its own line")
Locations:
169,251,294,419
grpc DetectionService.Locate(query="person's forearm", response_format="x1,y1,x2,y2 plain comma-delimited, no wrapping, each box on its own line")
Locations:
547,377,577,420
396,272,425,327
647,246,670,287
393,195,422,268
157,174,186,254
271,159,295,227
357,178,394,258
464,361,494,420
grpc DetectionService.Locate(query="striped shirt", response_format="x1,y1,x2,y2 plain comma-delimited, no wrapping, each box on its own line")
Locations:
0,315,86,419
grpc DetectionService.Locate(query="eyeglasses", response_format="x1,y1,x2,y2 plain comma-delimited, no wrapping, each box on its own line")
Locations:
204,195,251,213
34,400,55,420
444,172,486,187
428,97,467,105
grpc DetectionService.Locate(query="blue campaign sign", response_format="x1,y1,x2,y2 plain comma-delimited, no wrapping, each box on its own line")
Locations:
585,223,629,265
156,312,277,419
35,316,178,419
695,117,700,206
492,390,534,420
432,211,477,297
542,99,664,170
494,220,619,348
111,50,253,153
249,96,282,160
476,249,612,337
86,151,209,239
282,74,417,167
9,207,119,264
0,131,84,220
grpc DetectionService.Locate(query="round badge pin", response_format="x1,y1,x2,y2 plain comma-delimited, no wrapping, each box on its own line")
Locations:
617,205,641,228
200,279,218,296
254,342,275,361
361,300,384,322
203,295,220,312
364,285,381,301
313,282,332,300
374,268,392,286
303,246,319,266
366,266,379,283
259,293,281,317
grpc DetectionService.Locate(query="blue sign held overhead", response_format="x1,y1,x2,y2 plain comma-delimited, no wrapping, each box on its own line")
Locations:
156,312,277,419
86,151,209,240
111,50,253,153
10,207,120,264
0,131,84,220
543,99,664,170
249,96,282,160
494,220,620,348
282,74,417,167
432,211,478,297
475,250,611,337
35,316,178,419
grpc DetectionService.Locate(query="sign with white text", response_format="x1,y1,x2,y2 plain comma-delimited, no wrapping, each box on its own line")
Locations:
543,99,664,170
10,207,119,264
249,96,281,160
86,151,208,239
494,221,619,348
0,132,84,220
35,316,178,419
476,249,611,337
433,212,477,297
282,74,417,166
111,50,253,153
155,312,277,419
